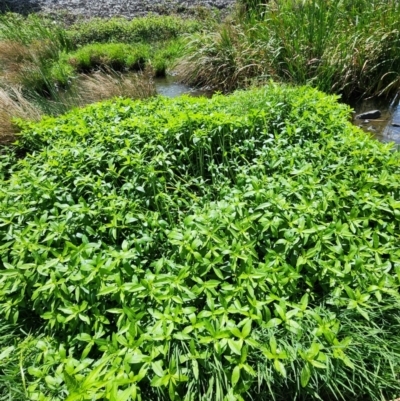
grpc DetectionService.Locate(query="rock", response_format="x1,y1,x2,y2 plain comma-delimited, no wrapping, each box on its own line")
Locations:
355,110,381,120
391,122,400,127
1,0,235,19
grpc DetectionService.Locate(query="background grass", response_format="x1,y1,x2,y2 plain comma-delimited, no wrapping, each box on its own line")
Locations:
177,0,400,99
66,15,202,46
0,13,202,141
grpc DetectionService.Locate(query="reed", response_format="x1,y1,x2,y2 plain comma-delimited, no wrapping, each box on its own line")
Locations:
178,0,400,99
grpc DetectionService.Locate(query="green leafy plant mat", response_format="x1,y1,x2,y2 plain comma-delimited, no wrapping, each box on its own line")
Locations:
0,84,400,400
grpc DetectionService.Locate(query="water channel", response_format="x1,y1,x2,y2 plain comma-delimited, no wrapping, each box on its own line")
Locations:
153,75,212,98
350,96,400,145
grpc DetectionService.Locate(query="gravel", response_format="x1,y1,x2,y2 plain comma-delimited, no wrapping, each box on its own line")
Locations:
1,0,235,19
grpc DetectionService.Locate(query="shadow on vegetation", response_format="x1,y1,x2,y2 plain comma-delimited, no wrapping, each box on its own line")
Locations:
0,0,42,15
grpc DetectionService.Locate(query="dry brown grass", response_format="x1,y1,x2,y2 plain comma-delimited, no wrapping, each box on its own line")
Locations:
0,86,42,144
0,40,31,66
70,69,156,107
0,39,58,66
0,39,58,89
0,40,31,85
0,69,156,145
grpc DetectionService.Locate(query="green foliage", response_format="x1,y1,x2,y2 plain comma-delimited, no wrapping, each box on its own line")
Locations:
0,12,197,124
1,85,400,400
66,16,202,47
0,13,73,92
0,319,25,399
179,0,400,98
0,317,55,401
237,0,266,18
61,38,185,77
150,39,186,77
0,13,199,49
0,12,71,50
64,42,150,72
52,39,184,81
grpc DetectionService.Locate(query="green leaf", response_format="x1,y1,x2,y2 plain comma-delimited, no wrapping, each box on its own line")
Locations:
357,306,370,321
230,327,242,338
79,314,90,324
98,285,118,296
151,376,164,387
310,360,327,369
152,361,164,377
274,359,286,378
192,359,199,380
0,269,20,277
265,318,282,328
231,365,241,386
228,339,243,356
0,346,14,361
241,319,252,338
269,336,277,355
169,380,175,401
173,332,192,340
301,364,311,388
342,355,355,370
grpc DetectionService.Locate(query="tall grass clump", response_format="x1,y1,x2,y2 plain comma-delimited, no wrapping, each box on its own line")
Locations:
178,0,400,99
1,84,400,400
0,12,71,49
0,70,156,141
0,12,73,94
0,86,42,143
64,42,150,72
66,15,202,46
176,20,270,92
0,13,166,141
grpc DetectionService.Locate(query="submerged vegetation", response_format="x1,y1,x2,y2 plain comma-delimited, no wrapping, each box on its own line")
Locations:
1,85,400,400
179,0,400,98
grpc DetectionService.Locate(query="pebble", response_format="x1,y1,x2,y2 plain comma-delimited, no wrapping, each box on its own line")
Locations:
1,0,235,19
355,109,382,120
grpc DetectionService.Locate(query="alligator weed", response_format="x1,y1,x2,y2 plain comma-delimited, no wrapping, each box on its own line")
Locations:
1,84,400,400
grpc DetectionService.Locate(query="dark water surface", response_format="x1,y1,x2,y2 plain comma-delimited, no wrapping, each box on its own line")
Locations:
154,75,212,98
350,95,400,145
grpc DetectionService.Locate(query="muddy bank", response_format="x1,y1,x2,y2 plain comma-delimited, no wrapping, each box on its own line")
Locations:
0,0,235,19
